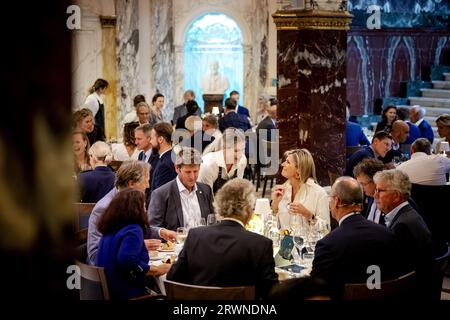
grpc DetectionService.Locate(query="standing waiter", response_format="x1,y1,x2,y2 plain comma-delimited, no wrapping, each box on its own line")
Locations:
84,78,109,134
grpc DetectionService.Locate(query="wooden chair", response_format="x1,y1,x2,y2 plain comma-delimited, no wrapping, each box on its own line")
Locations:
164,280,255,300
343,271,416,300
75,229,88,246
108,160,123,172
73,202,96,232
75,259,110,300
257,139,279,198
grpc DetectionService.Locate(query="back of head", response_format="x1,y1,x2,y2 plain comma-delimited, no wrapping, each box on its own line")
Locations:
133,94,146,106
153,122,174,144
229,90,239,97
89,141,113,164
353,158,385,180
391,119,407,133
186,100,199,114
333,176,364,207
89,78,109,94
115,160,149,189
202,114,218,128
123,121,140,145
436,114,450,127
185,115,202,132
396,107,410,121
411,138,431,155
213,178,255,220
175,146,202,167
224,97,237,110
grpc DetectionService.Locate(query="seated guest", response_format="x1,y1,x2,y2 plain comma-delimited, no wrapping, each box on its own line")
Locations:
256,103,277,141
176,100,200,130
345,131,392,176
353,158,386,221
345,106,370,147
149,147,214,231
87,160,175,265
179,115,214,154
375,105,397,133
396,106,421,146
123,94,146,124
149,122,177,194
167,178,278,299
435,114,450,150
78,141,115,203
96,189,171,299
271,149,330,232
172,90,200,125
149,93,165,126
73,130,91,174
373,170,433,288
397,138,450,186
135,102,151,126
382,120,410,164
218,98,252,133
311,177,401,299
111,121,140,161
410,105,434,144
255,94,269,126
202,114,222,155
198,128,247,193
73,108,105,146
135,124,158,205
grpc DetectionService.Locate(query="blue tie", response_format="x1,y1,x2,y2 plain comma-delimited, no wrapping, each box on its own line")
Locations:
379,213,386,226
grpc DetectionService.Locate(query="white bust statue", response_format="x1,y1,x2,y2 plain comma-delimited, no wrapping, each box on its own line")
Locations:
200,61,229,94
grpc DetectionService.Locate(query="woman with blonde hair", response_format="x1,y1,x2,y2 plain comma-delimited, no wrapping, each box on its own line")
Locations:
72,108,105,146
271,148,330,232
72,130,91,174
78,141,115,203
436,114,450,142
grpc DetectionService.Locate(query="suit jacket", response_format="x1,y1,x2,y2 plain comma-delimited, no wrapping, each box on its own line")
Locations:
150,150,177,194
237,105,250,117
138,150,159,205
403,122,421,145
256,115,276,141
172,103,201,125
344,146,375,176
78,166,115,203
166,220,278,298
346,121,370,147
387,203,433,275
311,214,401,299
418,120,434,144
218,111,252,133
148,179,214,231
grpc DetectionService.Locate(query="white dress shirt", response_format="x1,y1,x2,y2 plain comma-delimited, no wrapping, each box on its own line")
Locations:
84,92,103,116
111,143,140,161
397,152,450,185
198,150,247,190
384,201,409,227
277,178,330,231
367,200,382,224
176,177,201,229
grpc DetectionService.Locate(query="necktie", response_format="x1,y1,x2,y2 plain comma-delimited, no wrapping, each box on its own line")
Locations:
139,151,145,162
379,213,386,226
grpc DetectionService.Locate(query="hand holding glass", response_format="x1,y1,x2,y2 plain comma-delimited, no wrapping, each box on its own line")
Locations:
176,227,188,245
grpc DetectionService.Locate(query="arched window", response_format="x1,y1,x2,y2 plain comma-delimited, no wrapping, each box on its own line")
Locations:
184,13,244,110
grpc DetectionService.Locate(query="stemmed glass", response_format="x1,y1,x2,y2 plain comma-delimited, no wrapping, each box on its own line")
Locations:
176,227,188,245
207,214,217,226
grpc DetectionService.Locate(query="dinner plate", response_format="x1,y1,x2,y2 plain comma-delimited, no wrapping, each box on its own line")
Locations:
157,248,175,252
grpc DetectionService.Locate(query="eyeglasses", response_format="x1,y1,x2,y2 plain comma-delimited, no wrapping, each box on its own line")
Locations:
374,188,393,194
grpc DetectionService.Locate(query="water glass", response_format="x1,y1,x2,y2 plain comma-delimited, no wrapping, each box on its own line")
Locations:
199,217,206,227
176,227,188,245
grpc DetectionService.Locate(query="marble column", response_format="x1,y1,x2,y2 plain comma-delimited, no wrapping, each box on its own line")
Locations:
100,15,118,140
273,10,352,185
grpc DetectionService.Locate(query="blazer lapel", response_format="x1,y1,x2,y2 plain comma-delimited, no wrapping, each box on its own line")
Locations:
196,184,209,219
171,181,184,227
389,204,409,227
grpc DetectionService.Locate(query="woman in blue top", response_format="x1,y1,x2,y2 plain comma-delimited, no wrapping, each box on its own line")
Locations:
96,189,171,299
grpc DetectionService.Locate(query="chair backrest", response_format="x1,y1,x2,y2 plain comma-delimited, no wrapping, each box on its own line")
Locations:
75,229,88,246
164,280,255,300
73,202,96,231
343,271,416,300
75,259,110,300
260,139,279,176
75,243,88,264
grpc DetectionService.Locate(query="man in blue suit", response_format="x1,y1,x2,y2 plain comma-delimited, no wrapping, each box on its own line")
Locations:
346,121,370,147
149,122,177,194
230,90,250,118
396,107,421,146
311,177,401,299
410,105,434,144
218,98,252,133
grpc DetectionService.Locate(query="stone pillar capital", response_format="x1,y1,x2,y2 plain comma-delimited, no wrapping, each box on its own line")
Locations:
272,10,352,31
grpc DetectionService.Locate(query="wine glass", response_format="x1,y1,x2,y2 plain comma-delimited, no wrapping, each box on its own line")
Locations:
207,214,217,226
199,217,206,227
176,227,188,245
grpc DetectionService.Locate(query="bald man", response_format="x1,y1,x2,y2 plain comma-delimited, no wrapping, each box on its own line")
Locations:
382,120,409,165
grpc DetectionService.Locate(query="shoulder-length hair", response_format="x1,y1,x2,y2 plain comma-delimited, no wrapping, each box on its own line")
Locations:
283,148,317,184
97,188,148,234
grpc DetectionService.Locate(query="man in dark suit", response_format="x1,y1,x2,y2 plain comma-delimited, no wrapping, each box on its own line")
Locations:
172,90,201,125
410,105,434,144
345,130,392,176
135,123,158,204
230,90,250,118
149,147,214,231
382,120,410,164
311,177,401,299
167,178,278,299
149,122,177,194
373,169,433,292
218,98,252,133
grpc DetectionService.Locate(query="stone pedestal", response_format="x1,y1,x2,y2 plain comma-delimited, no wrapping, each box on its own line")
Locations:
273,10,352,185
202,94,224,114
